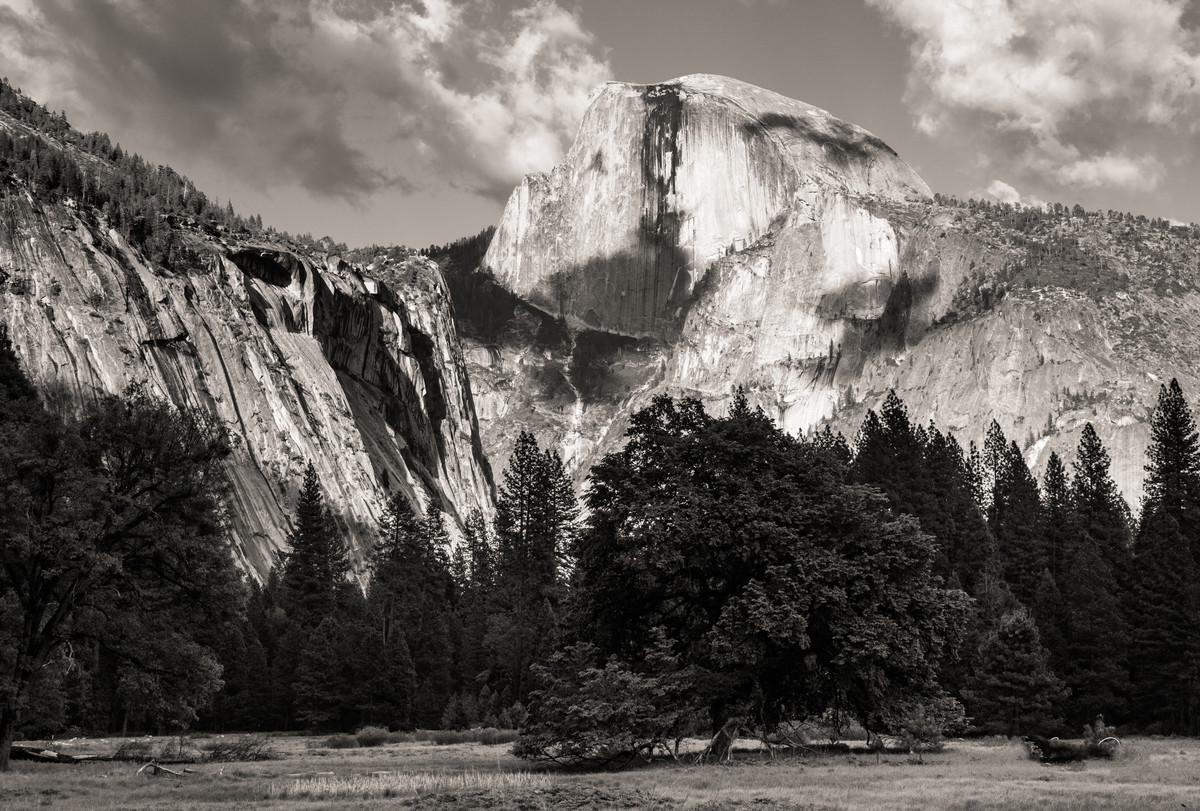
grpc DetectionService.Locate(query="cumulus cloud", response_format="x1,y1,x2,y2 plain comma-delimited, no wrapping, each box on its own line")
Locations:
0,0,611,201
867,0,1200,193
973,179,1046,209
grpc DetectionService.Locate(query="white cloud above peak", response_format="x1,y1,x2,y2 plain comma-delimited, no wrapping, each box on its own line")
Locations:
869,0,1200,193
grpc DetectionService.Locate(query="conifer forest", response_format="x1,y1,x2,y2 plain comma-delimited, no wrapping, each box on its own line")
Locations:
3,297,1199,767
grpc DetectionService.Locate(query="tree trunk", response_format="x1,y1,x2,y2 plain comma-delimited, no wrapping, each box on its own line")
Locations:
0,703,19,772
704,701,740,763
704,718,741,763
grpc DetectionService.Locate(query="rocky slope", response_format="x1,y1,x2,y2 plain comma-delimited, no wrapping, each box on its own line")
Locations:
0,189,493,578
469,75,1200,508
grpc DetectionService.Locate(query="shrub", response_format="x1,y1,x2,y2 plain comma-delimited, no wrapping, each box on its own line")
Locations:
110,739,155,761
515,640,702,767
888,696,967,762
318,733,359,750
355,726,390,747
202,735,277,762
429,728,518,746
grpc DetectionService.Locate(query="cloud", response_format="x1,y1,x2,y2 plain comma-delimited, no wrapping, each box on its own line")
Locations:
973,179,1046,209
868,0,1200,194
0,0,611,202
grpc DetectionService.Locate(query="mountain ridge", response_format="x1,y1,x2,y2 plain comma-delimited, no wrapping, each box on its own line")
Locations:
466,74,1200,509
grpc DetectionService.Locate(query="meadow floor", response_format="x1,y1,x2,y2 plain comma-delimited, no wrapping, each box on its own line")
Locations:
0,733,1197,810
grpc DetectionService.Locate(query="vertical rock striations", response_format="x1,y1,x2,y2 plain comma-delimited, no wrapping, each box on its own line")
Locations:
0,193,493,578
484,75,929,338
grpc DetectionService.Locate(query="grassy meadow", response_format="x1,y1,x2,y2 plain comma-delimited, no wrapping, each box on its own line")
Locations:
1,733,1198,809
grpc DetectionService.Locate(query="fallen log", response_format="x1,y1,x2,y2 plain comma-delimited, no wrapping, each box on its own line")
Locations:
137,761,184,777
1023,735,1120,763
9,746,84,764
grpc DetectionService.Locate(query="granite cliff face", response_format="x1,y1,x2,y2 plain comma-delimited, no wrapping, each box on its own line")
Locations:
471,75,1199,507
485,75,929,338
0,191,493,577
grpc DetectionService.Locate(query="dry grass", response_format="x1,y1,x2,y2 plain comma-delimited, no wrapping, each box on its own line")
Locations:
269,769,550,799
0,734,1197,809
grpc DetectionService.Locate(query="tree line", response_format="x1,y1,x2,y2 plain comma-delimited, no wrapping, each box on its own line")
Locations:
516,384,1200,764
200,430,577,734
0,78,343,270
3,294,1198,770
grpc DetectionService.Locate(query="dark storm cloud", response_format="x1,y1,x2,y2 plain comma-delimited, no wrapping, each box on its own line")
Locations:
0,0,610,201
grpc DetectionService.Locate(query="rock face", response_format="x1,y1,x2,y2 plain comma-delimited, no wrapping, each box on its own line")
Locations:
0,193,493,578
472,74,1200,508
485,75,929,338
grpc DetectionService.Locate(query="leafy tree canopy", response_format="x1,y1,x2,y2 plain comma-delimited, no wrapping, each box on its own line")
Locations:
526,393,969,764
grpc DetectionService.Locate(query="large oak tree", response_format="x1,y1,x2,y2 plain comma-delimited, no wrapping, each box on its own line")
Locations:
0,327,240,768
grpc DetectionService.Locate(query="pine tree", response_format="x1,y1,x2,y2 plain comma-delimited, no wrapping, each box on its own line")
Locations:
984,430,1046,603
488,432,578,703
1071,424,1133,576
922,425,995,590
454,510,495,689
280,462,349,629
1141,379,1200,557
494,432,577,597
1130,382,1200,733
852,391,929,517
0,325,37,407
367,493,455,728
1057,542,1130,726
1129,510,1200,733
852,393,992,590
811,424,851,465
1040,452,1072,581
962,607,1067,736
293,613,355,731
1030,569,1067,669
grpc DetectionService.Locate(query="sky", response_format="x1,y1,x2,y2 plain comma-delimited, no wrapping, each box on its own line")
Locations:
2,0,1200,248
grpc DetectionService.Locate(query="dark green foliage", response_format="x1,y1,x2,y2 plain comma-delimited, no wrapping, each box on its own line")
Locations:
981,423,1045,603
367,494,454,729
422,226,496,269
546,394,967,763
1130,512,1200,733
921,424,995,590
293,613,358,731
1056,543,1130,726
1129,380,1200,734
0,360,240,768
515,633,702,766
355,725,389,747
494,431,576,598
203,584,272,732
962,607,1067,736
811,424,851,465
1071,424,1133,576
280,462,350,629
319,733,359,749
1141,379,1200,550
891,695,967,762
452,509,495,692
0,326,37,406
1041,425,1132,726
487,432,577,704
1040,452,1072,581
852,391,992,591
